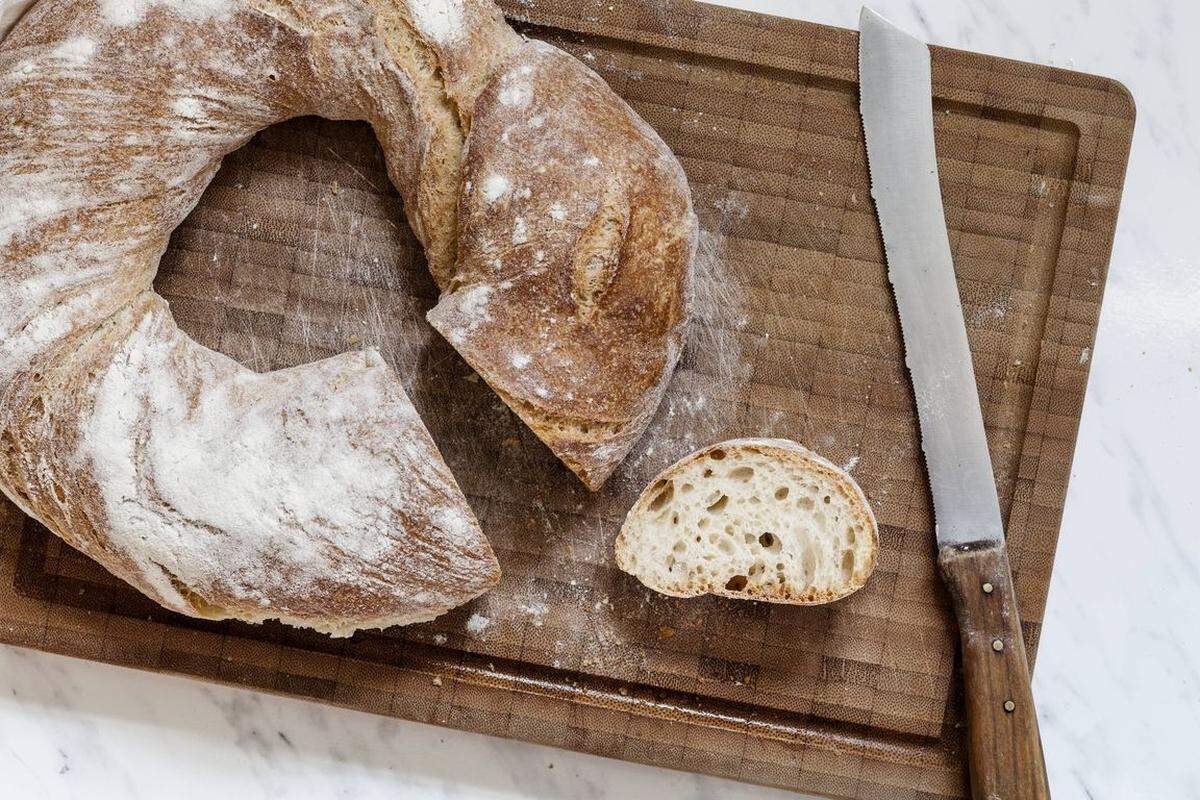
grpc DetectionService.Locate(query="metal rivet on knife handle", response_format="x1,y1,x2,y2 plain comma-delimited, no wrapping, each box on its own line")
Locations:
1004,700,1016,713
992,638,1005,652
982,582,994,594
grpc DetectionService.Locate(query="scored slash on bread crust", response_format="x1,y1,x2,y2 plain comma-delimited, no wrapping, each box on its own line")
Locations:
0,0,692,634
615,439,879,604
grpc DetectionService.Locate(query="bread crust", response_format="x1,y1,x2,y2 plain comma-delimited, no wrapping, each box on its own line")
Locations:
427,40,697,490
0,0,531,635
615,438,879,605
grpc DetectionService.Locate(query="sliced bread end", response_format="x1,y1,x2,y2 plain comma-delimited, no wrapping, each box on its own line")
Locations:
615,438,878,604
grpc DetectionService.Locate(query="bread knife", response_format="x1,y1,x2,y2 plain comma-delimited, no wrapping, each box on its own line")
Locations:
858,8,1051,798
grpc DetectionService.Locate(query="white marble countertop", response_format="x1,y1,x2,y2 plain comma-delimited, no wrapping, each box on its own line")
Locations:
3,1,1198,798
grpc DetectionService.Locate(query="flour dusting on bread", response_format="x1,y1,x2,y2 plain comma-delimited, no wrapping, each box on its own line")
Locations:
0,0,696,633
427,40,697,490
101,0,233,27
408,0,464,45
0,0,527,635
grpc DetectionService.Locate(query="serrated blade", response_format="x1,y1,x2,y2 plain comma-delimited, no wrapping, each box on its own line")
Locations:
858,7,1003,547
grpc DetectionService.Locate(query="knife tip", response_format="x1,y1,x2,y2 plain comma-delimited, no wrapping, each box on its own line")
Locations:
859,6,885,29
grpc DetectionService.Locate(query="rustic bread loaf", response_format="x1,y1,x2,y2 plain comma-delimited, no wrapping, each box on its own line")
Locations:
615,439,878,604
426,38,696,489
0,0,694,633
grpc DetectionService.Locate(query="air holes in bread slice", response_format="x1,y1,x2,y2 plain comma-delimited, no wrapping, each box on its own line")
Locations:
617,439,877,604
648,480,674,512
729,465,754,481
759,532,781,554
841,550,856,580
801,548,817,584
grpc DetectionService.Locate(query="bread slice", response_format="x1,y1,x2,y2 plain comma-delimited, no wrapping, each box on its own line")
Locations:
615,439,878,604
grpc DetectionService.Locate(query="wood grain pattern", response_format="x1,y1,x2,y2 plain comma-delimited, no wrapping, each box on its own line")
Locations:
0,1,1134,798
940,541,1051,800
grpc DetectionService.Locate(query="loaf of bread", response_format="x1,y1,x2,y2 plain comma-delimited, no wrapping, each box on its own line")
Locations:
0,0,694,633
427,38,696,489
615,439,878,604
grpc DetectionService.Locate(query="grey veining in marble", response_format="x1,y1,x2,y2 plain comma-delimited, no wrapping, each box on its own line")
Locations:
2,1,1198,798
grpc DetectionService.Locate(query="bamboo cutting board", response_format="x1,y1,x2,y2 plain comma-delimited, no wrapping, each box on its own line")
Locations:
0,1,1134,797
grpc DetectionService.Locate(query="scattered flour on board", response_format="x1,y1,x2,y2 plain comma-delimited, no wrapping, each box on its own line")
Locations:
968,297,1010,325
711,193,750,221
431,633,448,645
547,202,566,222
686,191,752,388
843,455,860,472
407,0,464,45
465,613,490,634
519,601,549,626
511,352,531,369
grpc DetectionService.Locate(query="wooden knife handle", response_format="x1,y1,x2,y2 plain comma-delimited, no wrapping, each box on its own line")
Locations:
938,540,1051,800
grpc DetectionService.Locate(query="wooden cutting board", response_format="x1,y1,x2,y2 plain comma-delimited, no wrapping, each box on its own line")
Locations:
0,1,1133,797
